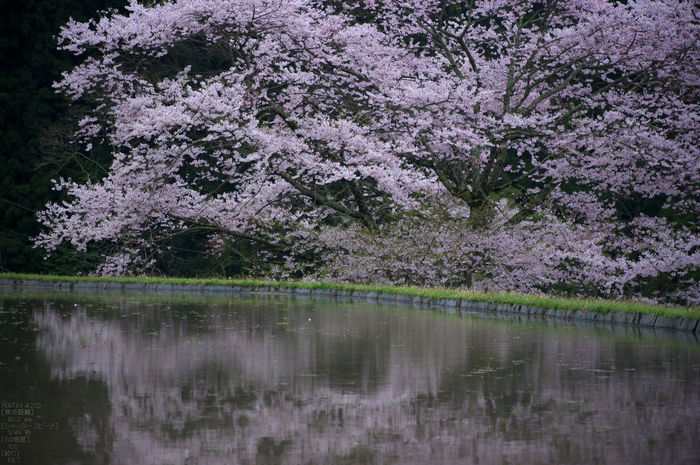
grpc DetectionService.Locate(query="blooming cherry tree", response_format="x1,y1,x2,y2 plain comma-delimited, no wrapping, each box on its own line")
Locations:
37,0,700,304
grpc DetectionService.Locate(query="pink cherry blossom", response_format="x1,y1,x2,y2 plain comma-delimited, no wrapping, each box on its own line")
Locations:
37,0,700,305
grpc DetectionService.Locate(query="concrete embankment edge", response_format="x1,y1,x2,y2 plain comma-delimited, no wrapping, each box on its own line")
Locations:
2,278,698,333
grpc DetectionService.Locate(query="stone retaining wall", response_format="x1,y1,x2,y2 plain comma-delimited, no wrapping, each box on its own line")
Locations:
1,278,698,333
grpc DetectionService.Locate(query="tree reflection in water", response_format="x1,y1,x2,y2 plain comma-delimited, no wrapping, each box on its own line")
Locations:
1,291,698,465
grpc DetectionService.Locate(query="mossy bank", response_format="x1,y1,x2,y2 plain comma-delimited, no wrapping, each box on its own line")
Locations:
1,273,698,333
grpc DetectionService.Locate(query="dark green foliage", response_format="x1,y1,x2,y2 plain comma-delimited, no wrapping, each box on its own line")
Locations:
0,0,128,274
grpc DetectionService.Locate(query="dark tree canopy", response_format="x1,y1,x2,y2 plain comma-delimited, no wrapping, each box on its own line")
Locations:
0,0,128,274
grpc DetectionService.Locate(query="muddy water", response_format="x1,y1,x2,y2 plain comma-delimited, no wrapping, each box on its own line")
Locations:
1,291,698,464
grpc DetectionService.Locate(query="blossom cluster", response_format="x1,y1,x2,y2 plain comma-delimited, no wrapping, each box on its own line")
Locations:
36,0,700,305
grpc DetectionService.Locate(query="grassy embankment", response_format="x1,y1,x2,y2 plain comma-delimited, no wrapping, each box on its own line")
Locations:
2,272,699,320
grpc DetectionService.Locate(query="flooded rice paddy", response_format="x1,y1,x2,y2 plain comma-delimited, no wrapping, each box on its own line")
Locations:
1,289,699,464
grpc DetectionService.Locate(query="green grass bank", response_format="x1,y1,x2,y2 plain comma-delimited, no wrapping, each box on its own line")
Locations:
2,272,699,322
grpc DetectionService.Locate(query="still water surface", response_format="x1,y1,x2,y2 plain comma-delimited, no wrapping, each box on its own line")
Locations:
1,290,699,465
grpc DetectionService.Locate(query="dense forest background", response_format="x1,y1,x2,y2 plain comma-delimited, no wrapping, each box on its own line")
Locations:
0,0,135,275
